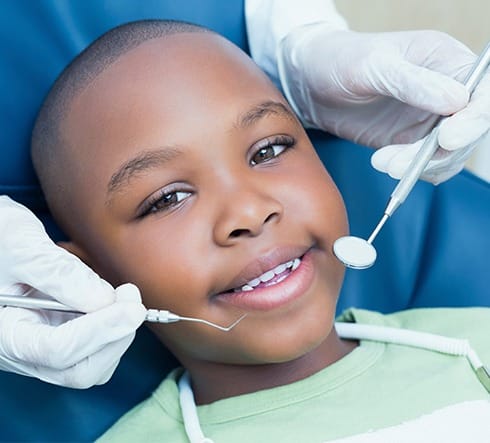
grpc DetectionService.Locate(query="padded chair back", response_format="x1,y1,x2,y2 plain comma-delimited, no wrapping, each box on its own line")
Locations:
1,1,489,441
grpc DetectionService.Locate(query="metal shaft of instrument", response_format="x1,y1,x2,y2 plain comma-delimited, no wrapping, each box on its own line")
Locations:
0,295,79,313
0,294,245,331
367,214,389,244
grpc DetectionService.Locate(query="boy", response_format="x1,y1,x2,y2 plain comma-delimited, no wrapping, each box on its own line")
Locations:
31,20,490,442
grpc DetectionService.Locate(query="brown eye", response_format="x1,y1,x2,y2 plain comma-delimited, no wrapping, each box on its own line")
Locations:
251,146,275,165
250,136,295,166
141,190,192,217
154,192,178,209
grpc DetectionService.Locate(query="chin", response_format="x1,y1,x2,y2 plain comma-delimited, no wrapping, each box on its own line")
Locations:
227,286,339,365
228,310,336,365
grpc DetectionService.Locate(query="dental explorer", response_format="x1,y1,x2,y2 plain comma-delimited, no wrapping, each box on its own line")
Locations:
0,294,246,332
334,41,490,270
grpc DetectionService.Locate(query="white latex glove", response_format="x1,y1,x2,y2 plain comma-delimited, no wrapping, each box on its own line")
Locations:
277,25,490,184
372,65,490,183
0,195,147,388
245,0,348,87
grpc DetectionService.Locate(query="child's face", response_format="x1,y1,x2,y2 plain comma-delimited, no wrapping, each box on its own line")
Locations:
62,33,349,368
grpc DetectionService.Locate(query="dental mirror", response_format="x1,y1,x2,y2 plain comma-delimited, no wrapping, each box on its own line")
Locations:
333,214,387,269
333,235,377,270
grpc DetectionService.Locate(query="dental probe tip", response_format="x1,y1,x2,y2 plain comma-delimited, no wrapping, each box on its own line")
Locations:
176,313,248,331
222,313,248,331
145,309,247,332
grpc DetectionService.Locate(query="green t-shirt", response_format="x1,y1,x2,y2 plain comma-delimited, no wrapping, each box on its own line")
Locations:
98,308,490,442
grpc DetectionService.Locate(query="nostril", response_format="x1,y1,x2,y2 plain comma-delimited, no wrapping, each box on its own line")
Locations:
227,211,280,240
229,228,250,238
264,213,278,224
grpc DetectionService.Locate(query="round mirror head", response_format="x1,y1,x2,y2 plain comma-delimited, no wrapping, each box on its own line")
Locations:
333,236,377,270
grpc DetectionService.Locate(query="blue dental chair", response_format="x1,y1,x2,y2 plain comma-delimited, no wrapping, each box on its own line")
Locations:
1,1,489,441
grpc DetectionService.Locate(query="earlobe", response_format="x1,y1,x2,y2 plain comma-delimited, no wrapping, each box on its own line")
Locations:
57,241,94,267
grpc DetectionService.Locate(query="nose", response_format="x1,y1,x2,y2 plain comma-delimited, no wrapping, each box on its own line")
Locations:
213,186,283,246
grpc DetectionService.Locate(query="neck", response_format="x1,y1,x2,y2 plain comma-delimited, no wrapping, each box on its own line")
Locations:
184,332,357,405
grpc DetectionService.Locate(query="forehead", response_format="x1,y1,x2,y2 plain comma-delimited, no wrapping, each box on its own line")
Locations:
64,32,282,151
62,32,286,206
71,32,278,116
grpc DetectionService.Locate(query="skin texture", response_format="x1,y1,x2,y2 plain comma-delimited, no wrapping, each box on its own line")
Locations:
60,32,356,404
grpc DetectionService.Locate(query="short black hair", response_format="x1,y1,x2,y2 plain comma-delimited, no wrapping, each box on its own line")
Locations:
31,19,212,231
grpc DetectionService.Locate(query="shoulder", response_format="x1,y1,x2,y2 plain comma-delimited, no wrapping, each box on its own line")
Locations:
96,368,187,442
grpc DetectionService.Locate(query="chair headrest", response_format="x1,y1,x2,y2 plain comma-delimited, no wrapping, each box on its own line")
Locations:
0,0,247,209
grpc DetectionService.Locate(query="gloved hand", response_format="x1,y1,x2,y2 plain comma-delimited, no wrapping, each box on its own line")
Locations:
0,196,147,388
278,26,490,184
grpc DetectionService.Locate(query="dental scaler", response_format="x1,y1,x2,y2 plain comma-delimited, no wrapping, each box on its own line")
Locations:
334,41,490,270
0,294,246,332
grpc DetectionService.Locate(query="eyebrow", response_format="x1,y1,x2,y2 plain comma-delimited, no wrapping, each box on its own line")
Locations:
235,100,296,129
106,147,182,201
106,101,296,202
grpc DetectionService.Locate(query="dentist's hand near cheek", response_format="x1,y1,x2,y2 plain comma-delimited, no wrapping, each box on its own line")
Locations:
0,196,147,388
277,27,490,185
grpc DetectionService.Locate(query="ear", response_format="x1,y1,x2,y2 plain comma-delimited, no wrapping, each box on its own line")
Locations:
57,241,94,268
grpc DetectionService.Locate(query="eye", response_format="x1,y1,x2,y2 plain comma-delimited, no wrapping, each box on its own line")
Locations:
139,188,192,218
250,135,295,166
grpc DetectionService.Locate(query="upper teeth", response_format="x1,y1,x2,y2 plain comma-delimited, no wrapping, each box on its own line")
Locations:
236,258,301,292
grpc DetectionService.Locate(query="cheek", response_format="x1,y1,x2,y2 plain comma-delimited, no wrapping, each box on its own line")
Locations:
93,218,214,312
283,153,348,240
311,173,348,238
280,153,348,290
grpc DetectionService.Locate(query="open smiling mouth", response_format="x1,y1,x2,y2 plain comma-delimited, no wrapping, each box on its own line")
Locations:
215,251,315,311
232,258,301,292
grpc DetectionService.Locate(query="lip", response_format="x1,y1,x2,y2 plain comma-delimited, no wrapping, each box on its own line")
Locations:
214,248,316,311
217,245,311,292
